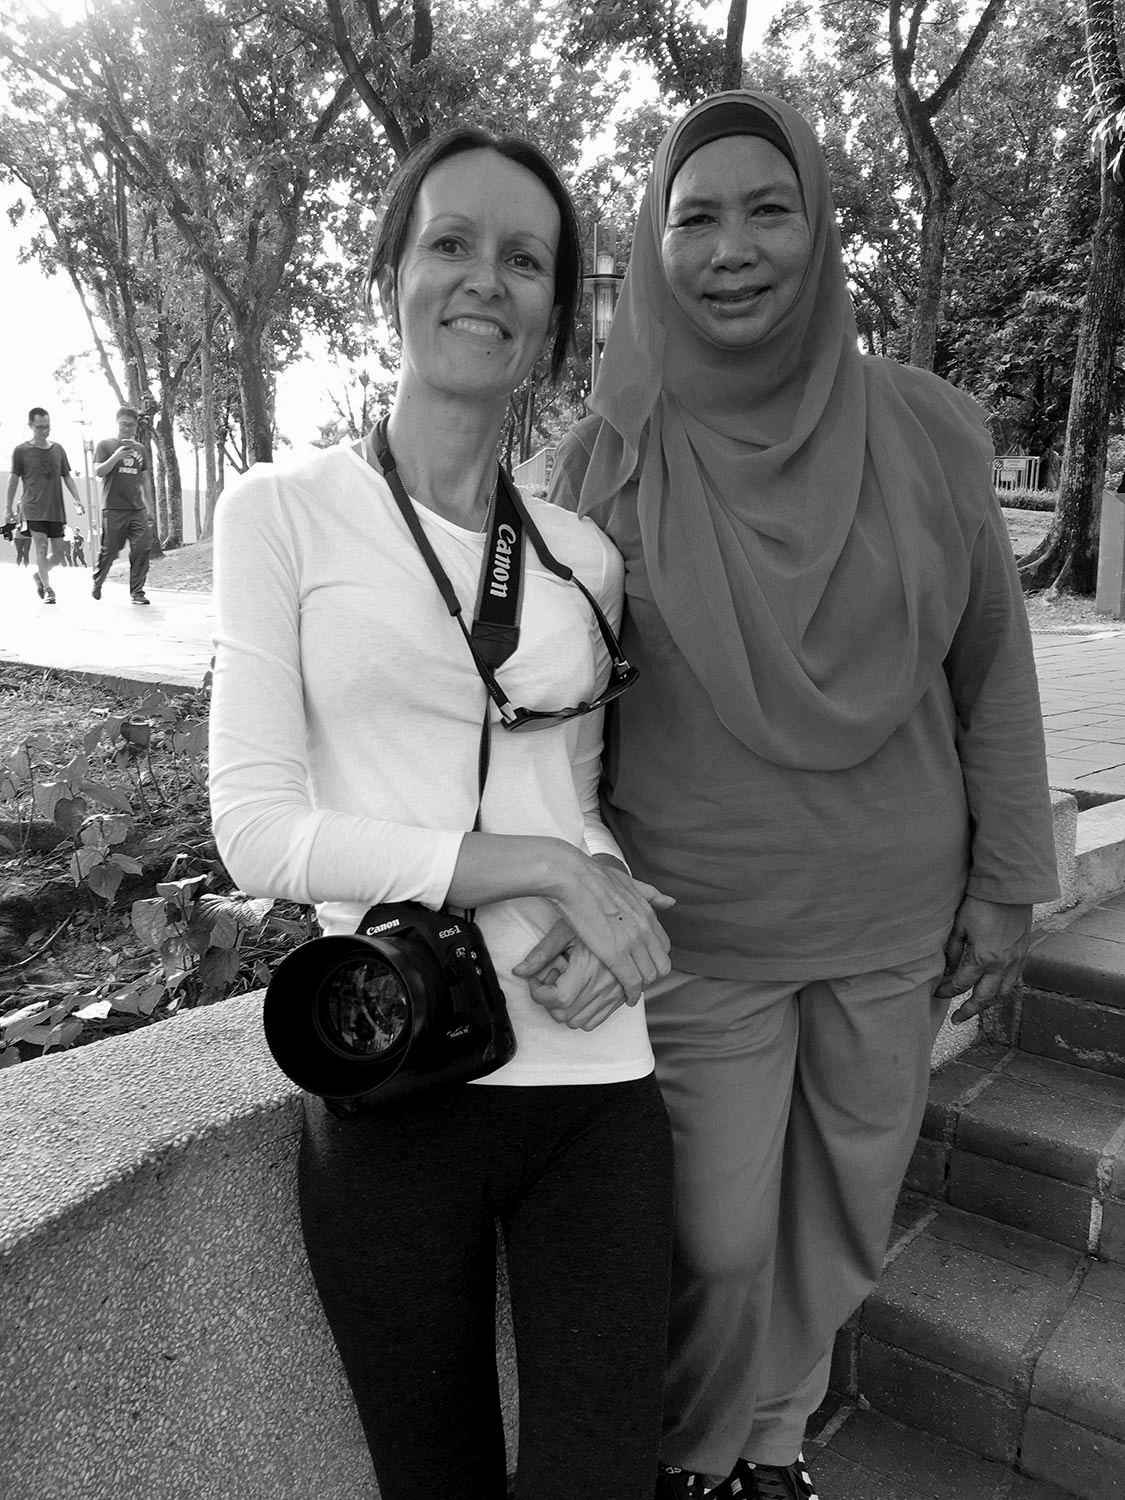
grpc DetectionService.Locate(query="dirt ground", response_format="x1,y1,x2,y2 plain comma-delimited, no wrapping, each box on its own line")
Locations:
146,538,214,592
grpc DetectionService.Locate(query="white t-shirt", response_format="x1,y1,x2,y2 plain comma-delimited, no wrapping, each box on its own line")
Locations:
209,442,653,1085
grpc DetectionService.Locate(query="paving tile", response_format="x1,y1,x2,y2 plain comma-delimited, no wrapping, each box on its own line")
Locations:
891,1191,936,1240
949,1150,1093,1250
904,1136,949,1197
1023,934,1125,1008
1068,769,1125,792
1080,1260,1125,1306
1005,1475,1087,1500
1004,1053,1125,1111
1019,991,1125,1078
923,1060,999,1137
864,1228,1072,1392
1066,909,1125,944
925,1205,1083,1283
818,1407,1006,1499
1051,747,1125,763
955,1074,1125,1188
1100,1199,1125,1264
1022,1405,1125,1500
808,1449,923,1500
857,1338,1022,1463
1032,1281,1125,1441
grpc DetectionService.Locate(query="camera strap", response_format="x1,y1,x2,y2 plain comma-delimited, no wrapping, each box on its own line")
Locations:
369,417,571,843
369,419,577,732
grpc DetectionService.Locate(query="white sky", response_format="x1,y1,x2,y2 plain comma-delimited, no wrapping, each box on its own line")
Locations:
0,0,790,470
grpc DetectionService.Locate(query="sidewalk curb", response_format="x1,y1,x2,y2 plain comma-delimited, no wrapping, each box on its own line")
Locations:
4,661,206,700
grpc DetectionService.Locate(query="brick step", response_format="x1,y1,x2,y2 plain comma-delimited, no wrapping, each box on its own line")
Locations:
905,1041,1125,1259
1012,986,1125,1079
806,1404,1075,1500
1022,893,1125,1013
831,1199,1125,1500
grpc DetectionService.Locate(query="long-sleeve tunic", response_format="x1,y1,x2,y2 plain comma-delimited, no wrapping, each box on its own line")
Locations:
551,424,1060,981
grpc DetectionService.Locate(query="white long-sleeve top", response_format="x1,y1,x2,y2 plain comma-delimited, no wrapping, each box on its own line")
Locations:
209,442,653,1085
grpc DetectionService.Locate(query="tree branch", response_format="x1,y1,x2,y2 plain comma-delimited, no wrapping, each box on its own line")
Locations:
927,0,1007,117
324,0,411,159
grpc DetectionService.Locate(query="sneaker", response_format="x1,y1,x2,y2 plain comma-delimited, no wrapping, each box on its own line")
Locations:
45,589,56,604
657,1465,725,1498
91,580,102,600
131,592,151,606
34,575,44,599
728,1454,818,1500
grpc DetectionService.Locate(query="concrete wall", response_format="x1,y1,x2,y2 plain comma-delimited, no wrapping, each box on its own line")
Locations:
0,993,517,1500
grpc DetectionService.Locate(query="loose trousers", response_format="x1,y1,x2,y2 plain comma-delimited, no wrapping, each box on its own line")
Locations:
299,1076,674,1500
93,508,151,596
647,950,948,1474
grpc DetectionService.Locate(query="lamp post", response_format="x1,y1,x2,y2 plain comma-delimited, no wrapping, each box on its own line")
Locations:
584,224,623,391
81,433,99,559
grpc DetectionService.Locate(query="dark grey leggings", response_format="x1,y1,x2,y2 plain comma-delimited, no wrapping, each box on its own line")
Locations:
298,1075,674,1500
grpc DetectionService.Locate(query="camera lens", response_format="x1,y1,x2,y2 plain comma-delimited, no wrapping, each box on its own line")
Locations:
315,955,410,1059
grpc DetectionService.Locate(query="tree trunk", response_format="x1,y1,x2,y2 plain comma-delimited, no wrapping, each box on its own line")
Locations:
910,177,951,370
520,381,536,464
889,0,1005,370
722,0,748,90
200,297,220,538
1019,167,1125,593
235,320,274,464
156,412,184,548
154,448,169,541
193,444,202,542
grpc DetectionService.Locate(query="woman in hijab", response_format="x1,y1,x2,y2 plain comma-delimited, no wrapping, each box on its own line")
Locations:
524,92,1060,1500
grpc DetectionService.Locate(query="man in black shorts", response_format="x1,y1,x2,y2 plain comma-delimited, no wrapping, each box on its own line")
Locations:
4,408,86,605
91,405,152,605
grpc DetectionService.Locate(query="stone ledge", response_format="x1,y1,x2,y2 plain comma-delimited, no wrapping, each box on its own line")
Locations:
0,993,518,1500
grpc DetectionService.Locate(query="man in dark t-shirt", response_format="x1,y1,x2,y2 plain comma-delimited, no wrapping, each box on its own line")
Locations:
4,407,86,604
91,405,152,604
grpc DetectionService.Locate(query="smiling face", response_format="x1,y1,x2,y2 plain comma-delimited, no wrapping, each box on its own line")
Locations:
383,149,560,407
661,134,811,351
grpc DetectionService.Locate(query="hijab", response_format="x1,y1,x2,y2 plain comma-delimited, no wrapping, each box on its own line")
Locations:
576,90,995,771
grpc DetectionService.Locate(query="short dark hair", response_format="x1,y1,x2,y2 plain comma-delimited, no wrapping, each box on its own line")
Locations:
28,407,48,424
117,406,139,420
365,128,582,383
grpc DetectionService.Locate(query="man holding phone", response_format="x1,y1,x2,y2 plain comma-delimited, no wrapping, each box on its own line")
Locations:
91,405,153,605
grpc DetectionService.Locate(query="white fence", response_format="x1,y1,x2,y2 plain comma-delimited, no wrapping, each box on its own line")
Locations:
512,447,555,492
992,454,1041,492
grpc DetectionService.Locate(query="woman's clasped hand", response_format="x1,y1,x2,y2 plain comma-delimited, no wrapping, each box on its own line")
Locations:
532,852,675,1029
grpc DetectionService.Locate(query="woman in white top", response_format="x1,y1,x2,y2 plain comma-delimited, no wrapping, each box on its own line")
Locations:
208,127,675,1500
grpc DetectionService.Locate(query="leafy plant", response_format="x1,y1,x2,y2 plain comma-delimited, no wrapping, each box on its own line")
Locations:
68,813,143,904
0,666,312,1068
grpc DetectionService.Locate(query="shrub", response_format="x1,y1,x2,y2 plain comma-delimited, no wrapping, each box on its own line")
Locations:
995,486,1057,511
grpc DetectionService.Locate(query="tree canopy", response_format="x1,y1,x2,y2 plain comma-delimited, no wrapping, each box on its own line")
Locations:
0,0,1121,589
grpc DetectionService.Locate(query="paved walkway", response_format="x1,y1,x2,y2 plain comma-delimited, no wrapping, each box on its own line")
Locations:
0,556,214,689
3,555,1125,797
1033,627,1125,797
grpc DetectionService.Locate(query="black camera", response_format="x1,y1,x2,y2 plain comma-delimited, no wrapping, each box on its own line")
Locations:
263,902,516,1116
